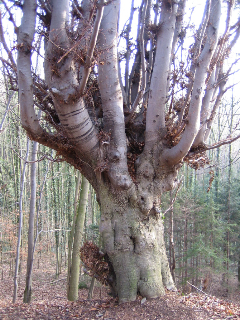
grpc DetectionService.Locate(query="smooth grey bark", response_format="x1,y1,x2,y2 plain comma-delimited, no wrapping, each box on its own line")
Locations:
146,1,178,143
23,140,39,303
98,0,131,189
13,138,30,303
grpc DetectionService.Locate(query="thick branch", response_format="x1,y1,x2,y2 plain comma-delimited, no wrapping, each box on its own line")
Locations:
98,0,132,189
145,0,178,147
17,0,44,136
163,0,221,166
45,0,99,162
179,0,211,123
192,69,216,147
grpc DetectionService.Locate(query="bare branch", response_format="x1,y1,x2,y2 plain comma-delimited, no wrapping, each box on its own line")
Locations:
79,0,104,95
163,0,221,166
17,0,44,136
192,69,216,147
179,0,211,123
45,0,100,162
126,0,148,122
124,0,135,103
204,134,240,151
163,177,183,216
186,281,209,296
145,0,178,147
1,0,18,30
98,0,132,189
0,91,14,132
0,11,17,72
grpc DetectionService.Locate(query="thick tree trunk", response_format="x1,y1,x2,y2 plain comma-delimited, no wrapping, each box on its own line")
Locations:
99,186,175,303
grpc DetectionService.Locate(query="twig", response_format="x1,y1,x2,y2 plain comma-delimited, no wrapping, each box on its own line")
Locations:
163,176,183,216
205,133,240,151
50,277,67,284
187,281,209,296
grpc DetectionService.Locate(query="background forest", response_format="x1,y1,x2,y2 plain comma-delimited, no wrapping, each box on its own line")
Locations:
0,78,239,300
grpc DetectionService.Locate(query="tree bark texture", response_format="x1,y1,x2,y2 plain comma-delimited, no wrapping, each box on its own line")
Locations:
99,184,175,302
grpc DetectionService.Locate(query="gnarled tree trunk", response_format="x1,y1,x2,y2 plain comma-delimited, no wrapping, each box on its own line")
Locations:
99,188,175,302
96,152,179,302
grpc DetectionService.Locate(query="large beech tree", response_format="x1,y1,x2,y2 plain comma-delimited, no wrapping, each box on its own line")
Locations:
1,0,240,302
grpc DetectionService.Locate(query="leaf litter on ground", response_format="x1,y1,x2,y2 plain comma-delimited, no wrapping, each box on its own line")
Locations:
1,256,240,319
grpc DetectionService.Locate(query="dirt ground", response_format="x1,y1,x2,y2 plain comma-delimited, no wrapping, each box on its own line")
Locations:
0,255,240,320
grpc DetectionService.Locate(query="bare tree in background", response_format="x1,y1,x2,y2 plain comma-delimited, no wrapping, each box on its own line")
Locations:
1,0,240,302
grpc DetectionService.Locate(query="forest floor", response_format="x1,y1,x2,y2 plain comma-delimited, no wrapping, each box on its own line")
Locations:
0,254,240,320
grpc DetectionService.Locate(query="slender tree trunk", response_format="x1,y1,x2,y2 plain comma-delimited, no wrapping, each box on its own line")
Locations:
225,93,234,292
13,138,30,303
23,141,38,303
67,171,81,296
51,164,60,277
68,176,89,301
169,191,175,282
88,277,96,300
184,210,188,281
238,260,240,285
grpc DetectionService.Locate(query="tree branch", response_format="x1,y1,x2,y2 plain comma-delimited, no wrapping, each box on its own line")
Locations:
0,11,17,72
145,0,178,148
163,0,221,166
45,0,100,162
126,0,148,123
17,0,45,136
202,134,240,151
0,91,14,132
78,0,104,95
179,0,211,123
124,0,135,105
98,0,132,189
